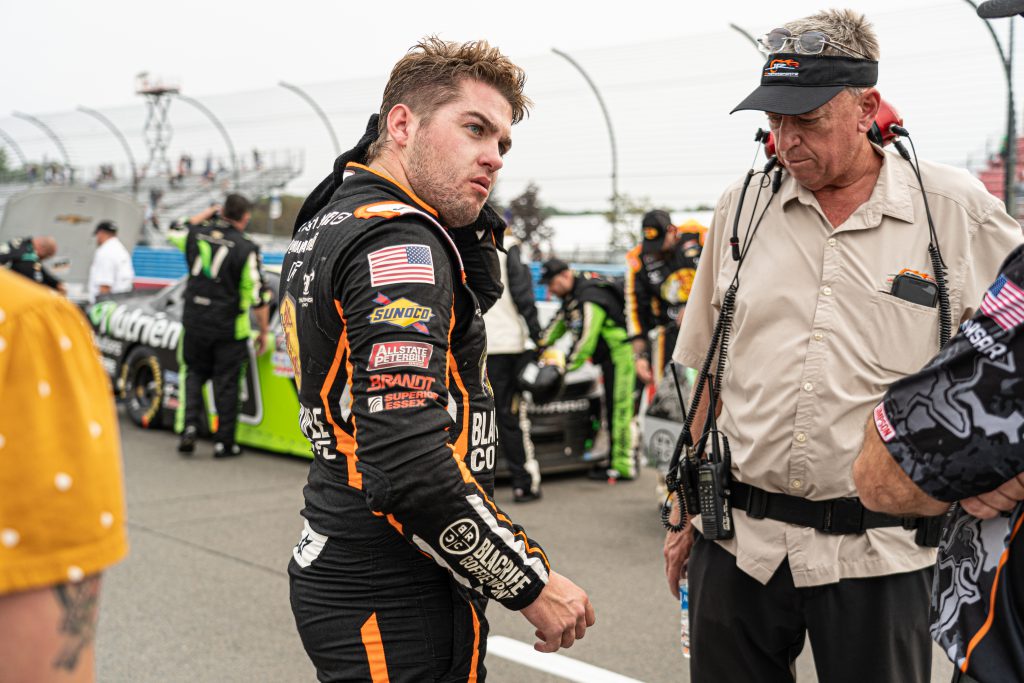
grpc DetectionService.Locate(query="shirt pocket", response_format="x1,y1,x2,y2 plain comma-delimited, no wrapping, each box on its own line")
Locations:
866,291,941,375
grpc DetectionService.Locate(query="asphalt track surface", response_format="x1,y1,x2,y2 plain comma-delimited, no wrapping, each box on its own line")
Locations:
98,412,954,682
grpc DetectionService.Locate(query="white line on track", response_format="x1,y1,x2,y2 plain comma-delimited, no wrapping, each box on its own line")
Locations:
487,636,647,683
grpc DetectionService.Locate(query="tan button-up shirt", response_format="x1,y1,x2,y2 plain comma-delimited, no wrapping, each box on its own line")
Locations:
674,146,1024,587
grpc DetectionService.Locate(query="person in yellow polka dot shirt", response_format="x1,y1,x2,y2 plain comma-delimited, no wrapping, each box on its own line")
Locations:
0,268,128,682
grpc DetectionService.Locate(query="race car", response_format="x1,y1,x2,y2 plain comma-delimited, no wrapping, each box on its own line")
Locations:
87,267,309,456
87,266,606,474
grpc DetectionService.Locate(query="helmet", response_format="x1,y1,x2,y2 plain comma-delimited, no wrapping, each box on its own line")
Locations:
517,348,566,403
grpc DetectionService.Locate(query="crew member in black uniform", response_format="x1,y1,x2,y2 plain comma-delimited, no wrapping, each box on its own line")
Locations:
169,194,270,458
0,235,64,292
624,210,705,387
854,244,1024,683
281,38,594,682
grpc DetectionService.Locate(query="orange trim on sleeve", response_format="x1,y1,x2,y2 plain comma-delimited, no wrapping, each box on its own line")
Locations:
448,351,472,461
321,300,362,489
441,305,547,570
492,509,551,569
360,612,391,683
961,512,1024,672
346,162,439,218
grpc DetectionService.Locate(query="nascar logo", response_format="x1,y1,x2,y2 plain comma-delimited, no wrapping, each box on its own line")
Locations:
368,293,433,334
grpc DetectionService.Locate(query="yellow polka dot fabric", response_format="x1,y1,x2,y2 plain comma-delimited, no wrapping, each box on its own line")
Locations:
0,270,128,594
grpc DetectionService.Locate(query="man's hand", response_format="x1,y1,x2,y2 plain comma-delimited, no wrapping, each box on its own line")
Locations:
636,357,653,385
189,204,221,225
664,502,693,599
254,330,268,356
519,571,595,653
961,472,1024,519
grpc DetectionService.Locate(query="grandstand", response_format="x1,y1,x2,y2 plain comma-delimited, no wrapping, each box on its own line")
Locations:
0,151,301,237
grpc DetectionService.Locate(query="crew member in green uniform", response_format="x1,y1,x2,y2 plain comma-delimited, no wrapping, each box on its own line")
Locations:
539,258,636,480
168,195,270,457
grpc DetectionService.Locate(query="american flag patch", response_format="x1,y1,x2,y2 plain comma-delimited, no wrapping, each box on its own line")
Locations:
367,244,435,286
980,274,1024,331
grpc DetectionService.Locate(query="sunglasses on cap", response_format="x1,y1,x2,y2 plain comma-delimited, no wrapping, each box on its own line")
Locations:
758,28,869,59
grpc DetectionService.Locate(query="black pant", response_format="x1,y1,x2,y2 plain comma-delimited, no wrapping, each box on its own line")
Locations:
487,352,537,492
687,531,933,683
289,532,488,682
181,333,249,446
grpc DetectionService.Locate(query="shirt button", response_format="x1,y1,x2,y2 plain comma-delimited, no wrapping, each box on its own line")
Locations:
792,479,803,489
795,432,807,443
822,286,833,296
827,238,837,247
813,332,824,342
803,382,814,392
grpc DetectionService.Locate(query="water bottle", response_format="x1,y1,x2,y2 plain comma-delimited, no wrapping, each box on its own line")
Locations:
680,578,691,658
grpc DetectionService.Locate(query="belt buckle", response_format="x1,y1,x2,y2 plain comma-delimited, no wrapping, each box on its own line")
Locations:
745,487,769,520
823,498,865,535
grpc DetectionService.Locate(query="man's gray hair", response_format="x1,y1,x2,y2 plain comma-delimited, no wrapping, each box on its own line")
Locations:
785,8,880,61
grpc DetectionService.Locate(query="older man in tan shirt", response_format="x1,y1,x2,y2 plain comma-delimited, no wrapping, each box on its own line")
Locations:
664,9,1023,683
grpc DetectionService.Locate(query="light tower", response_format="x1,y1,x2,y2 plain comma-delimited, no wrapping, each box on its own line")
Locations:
135,71,180,180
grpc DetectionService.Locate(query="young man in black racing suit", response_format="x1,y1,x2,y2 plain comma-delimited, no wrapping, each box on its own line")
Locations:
281,38,594,683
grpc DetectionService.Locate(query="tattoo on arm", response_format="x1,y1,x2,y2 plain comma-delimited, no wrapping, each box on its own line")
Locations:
52,575,101,671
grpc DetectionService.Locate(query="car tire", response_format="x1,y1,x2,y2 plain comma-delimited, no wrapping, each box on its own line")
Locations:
121,346,164,429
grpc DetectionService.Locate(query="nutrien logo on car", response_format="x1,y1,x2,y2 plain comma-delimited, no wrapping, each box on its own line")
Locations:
367,293,433,335
367,341,433,371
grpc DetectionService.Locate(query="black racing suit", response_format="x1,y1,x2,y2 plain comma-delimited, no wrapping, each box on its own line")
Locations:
878,244,1024,683
624,228,704,382
0,237,62,290
282,164,551,682
168,218,265,448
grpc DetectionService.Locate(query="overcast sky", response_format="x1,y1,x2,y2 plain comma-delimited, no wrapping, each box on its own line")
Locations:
2,0,1022,212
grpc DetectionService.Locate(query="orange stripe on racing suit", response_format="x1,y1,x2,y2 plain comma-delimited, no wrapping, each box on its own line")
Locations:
359,612,391,683
323,300,362,490
468,601,482,683
961,510,1024,672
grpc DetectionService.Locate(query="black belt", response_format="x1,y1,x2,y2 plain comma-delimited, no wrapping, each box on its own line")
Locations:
730,482,914,535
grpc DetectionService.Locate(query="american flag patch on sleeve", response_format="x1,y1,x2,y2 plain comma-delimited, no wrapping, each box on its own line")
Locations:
979,274,1024,331
367,244,435,286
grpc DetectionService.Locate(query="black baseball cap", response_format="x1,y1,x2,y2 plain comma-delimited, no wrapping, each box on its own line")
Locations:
732,53,878,116
641,210,673,255
539,258,570,285
94,220,118,234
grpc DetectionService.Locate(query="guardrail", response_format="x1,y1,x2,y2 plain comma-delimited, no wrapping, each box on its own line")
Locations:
132,245,626,300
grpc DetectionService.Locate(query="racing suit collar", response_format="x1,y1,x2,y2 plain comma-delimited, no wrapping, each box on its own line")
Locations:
343,162,440,219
